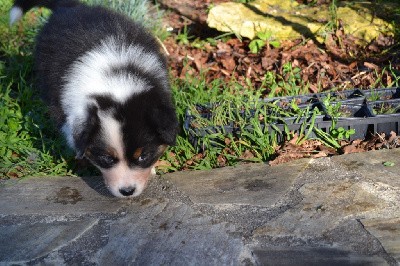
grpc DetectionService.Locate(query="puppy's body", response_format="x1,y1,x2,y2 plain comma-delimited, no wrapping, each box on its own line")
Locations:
11,0,178,197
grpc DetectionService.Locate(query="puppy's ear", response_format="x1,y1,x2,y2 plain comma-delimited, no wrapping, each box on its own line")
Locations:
74,104,100,158
151,104,179,146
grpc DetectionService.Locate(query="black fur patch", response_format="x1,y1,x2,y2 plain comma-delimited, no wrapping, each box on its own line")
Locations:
25,0,178,165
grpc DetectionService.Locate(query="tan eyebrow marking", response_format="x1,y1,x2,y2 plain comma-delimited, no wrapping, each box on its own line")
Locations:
106,147,119,158
85,147,118,158
133,147,143,160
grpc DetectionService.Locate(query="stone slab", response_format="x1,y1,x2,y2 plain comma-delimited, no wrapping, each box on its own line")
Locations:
250,155,400,261
94,200,248,265
253,247,388,266
0,150,399,264
333,148,400,188
361,217,400,263
0,217,98,263
163,159,309,206
0,197,251,265
0,176,126,215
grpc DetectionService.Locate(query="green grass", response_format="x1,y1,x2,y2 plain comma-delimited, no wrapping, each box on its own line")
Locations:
262,62,309,97
0,1,72,178
83,0,169,41
161,69,356,172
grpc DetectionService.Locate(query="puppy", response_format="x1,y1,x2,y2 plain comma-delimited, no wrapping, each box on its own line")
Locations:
10,0,178,197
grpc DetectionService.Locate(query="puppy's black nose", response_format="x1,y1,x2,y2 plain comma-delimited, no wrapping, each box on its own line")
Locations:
119,186,136,197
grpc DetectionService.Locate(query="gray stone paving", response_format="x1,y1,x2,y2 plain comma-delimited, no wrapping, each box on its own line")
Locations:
0,149,399,265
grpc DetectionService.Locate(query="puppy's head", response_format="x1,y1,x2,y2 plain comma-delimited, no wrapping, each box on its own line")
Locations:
75,93,178,198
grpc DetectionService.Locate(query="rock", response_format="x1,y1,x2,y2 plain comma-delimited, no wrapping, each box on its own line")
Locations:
207,0,396,44
164,158,309,206
253,246,388,265
0,176,125,215
251,155,400,258
1,149,400,264
360,217,400,263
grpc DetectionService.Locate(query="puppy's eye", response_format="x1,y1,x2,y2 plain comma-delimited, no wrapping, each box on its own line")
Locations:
94,154,118,169
138,154,147,162
133,147,148,163
99,154,116,165
86,148,118,169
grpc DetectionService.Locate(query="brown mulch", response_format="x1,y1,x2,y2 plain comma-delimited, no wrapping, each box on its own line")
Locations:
159,1,400,165
164,30,398,93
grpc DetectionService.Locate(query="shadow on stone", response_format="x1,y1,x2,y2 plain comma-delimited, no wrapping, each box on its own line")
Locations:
80,176,114,198
244,3,324,47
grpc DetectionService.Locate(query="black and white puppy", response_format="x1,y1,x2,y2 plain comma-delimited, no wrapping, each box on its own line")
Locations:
10,0,178,197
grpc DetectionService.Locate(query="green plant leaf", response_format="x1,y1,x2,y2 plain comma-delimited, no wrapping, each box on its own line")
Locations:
269,40,280,48
383,161,395,167
249,39,265,53
257,31,272,41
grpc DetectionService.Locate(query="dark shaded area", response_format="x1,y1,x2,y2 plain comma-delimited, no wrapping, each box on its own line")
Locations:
81,176,114,198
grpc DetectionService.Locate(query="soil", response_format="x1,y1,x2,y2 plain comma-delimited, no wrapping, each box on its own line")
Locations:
158,0,400,165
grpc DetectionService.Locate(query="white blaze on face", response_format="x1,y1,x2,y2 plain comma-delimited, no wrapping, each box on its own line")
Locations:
98,112,154,198
99,112,124,158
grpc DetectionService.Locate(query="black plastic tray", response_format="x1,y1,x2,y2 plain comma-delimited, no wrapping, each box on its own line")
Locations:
264,87,400,106
185,88,400,148
267,115,400,142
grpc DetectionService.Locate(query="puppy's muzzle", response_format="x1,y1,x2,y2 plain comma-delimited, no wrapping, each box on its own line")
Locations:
101,164,153,198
